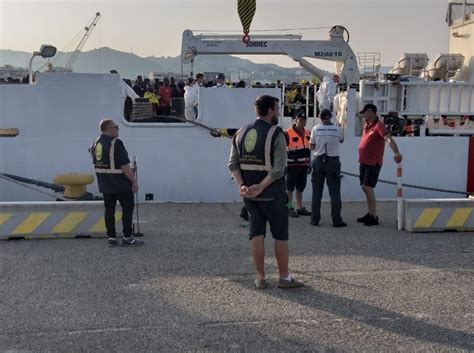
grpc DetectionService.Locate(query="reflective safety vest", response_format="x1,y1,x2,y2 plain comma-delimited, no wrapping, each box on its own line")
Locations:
90,135,123,175
89,135,131,194
285,126,311,167
236,119,285,199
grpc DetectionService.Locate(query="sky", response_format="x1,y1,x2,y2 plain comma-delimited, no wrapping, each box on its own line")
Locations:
0,0,449,71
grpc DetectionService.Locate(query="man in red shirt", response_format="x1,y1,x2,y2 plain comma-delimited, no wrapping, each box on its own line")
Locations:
358,104,403,226
159,77,174,116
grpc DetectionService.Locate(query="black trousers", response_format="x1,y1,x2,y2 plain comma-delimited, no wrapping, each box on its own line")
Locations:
103,192,134,238
311,157,342,223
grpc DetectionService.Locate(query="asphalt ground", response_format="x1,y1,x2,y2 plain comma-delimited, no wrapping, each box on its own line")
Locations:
0,201,473,352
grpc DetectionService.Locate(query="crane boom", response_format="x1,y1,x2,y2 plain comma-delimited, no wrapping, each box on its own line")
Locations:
181,26,360,85
64,12,101,70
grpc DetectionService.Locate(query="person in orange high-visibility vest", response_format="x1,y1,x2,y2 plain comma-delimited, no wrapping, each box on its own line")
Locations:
285,111,312,218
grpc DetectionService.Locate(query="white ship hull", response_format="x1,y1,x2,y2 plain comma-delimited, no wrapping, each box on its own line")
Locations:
0,73,471,202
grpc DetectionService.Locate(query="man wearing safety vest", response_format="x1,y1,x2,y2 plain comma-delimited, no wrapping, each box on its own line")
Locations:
89,119,144,247
228,95,304,290
285,111,312,218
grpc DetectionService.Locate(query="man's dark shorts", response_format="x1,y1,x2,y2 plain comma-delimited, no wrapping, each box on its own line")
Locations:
286,166,308,192
243,196,289,241
359,163,382,188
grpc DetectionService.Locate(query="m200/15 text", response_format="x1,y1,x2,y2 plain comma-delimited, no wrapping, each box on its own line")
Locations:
314,51,343,57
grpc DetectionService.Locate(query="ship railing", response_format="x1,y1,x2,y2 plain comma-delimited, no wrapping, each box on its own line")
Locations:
357,52,381,80
280,83,319,128
359,79,474,136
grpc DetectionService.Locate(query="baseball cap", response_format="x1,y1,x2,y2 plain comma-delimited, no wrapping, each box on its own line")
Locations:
320,109,332,120
216,73,225,80
360,103,377,114
295,111,307,119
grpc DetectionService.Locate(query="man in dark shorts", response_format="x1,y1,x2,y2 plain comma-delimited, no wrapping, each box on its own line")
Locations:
358,104,403,226
228,95,304,289
285,111,311,218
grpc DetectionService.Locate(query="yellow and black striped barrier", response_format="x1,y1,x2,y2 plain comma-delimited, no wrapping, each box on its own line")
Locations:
0,201,121,240
404,199,474,232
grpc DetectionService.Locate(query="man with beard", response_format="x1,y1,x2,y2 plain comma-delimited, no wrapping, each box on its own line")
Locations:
228,95,304,290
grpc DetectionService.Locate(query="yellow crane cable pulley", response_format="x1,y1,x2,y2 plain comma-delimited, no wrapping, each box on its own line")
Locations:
237,0,256,44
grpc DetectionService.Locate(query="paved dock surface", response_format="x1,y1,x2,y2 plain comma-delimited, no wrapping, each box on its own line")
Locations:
0,202,473,352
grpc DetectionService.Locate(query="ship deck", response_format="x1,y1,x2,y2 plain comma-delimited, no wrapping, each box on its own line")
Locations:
1,201,473,352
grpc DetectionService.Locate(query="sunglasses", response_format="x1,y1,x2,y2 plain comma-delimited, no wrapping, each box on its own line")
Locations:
110,125,119,130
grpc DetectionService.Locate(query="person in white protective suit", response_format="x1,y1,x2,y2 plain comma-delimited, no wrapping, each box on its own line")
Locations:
184,73,205,121
317,74,339,114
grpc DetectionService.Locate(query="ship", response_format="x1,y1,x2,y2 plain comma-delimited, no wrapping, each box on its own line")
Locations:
0,0,473,203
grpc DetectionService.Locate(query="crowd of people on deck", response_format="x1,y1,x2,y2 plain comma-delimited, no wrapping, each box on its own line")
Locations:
3,68,473,133
0,76,30,84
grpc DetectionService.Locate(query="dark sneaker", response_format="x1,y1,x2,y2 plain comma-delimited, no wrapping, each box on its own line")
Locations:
239,206,249,221
278,277,305,289
297,207,312,216
363,215,379,226
108,237,119,247
333,221,347,228
288,208,299,218
122,237,145,246
310,220,319,226
254,278,269,289
357,213,371,223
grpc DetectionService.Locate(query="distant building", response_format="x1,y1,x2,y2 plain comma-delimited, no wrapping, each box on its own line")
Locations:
45,63,73,73
203,72,222,81
0,65,28,80
148,72,187,81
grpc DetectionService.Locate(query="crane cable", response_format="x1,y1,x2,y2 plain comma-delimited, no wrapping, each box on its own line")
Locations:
35,27,86,72
237,0,256,44
37,13,99,72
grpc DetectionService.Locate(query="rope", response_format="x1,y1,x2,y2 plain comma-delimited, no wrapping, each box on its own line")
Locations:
0,174,67,201
340,171,468,196
172,116,227,137
237,0,256,43
172,118,468,197
1,173,64,192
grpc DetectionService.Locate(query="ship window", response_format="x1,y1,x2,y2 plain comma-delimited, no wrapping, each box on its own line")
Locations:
447,2,474,25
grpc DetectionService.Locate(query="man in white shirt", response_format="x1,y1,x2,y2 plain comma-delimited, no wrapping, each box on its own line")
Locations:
110,70,139,102
317,74,339,112
184,73,205,120
309,109,346,227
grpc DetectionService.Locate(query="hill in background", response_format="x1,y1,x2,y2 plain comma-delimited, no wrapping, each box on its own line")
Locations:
0,47,312,83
